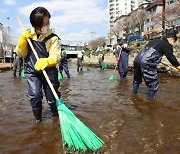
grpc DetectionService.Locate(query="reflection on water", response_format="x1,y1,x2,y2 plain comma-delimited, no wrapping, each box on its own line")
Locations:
0,63,180,153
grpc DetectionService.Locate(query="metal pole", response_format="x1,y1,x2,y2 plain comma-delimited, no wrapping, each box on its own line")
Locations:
162,0,166,34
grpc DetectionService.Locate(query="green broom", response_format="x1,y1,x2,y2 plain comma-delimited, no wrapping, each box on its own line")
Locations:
58,72,63,80
17,16,103,152
85,66,90,71
109,47,122,81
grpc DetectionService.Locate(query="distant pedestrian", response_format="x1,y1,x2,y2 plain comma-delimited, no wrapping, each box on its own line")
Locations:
77,50,84,72
59,48,70,78
98,52,105,70
12,52,22,77
115,43,130,79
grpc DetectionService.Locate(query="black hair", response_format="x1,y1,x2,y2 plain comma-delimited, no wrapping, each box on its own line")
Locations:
164,29,178,42
164,32,177,42
30,6,51,29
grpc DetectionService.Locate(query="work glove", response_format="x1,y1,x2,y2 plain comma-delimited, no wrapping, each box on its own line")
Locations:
34,57,56,71
176,65,180,71
116,57,120,62
17,30,32,52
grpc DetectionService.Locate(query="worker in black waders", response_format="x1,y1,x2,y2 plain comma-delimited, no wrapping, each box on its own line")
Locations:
115,42,130,79
59,48,70,78
16,7,61,123
132,32,180,99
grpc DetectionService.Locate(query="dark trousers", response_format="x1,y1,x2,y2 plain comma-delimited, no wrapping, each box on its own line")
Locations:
13,58,22,77
25,68,61,111
59,60,70,78
133,62,158,92
77,58,83,72
98,58,104,70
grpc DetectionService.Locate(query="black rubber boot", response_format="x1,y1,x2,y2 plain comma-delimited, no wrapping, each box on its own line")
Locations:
50,104,58,117
32,108,42,123
132,84,139,93
147,90,157,99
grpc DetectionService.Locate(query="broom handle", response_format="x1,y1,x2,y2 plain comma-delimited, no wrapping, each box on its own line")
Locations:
17,16,59,100
22,58,25,69
113,47,122,74
160,61,178,72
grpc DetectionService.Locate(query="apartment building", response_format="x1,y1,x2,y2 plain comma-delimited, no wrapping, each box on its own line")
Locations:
143,0,164,39
108,0,139,28
144,0,180,39
108,0,180,45
165,0,180,31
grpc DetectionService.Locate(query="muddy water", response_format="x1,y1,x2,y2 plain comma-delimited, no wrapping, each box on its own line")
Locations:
0,62,180,154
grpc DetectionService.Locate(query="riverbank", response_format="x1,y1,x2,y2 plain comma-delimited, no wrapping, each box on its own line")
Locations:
72,54,180,77
0,63,12,72
1,55,180,77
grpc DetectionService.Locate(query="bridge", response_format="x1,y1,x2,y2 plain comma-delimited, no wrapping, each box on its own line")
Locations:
66,50,82,58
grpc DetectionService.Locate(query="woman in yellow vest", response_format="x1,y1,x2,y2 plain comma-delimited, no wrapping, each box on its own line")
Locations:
16,7,61,123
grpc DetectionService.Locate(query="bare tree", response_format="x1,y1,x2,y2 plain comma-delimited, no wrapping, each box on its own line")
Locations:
89,37,106,49
164,3,180,28
131,8,148,35
109,24,121,41
117,16,132,39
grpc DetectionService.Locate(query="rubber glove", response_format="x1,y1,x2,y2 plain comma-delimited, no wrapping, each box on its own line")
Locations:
17,30,32,53
34,57,56,71
116,57,120,62
176,65,180,71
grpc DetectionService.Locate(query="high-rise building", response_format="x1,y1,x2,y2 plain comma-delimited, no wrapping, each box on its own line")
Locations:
108,0,139,27
138,0,155,6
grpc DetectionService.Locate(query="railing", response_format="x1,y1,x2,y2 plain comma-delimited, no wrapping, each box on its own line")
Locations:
0,57,5,63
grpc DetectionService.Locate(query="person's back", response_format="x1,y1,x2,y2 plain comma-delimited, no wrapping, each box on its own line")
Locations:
133,32,180,98
134,37,179,67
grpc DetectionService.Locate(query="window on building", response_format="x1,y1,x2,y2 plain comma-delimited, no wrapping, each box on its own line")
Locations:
167,0,175,5
150,6,157,15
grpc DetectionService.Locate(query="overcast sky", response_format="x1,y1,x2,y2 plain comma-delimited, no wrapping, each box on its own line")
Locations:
0,0,109,45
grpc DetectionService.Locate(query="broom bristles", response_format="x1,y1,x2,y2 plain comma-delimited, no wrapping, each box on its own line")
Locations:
21,69,25,78
56,100,104,152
